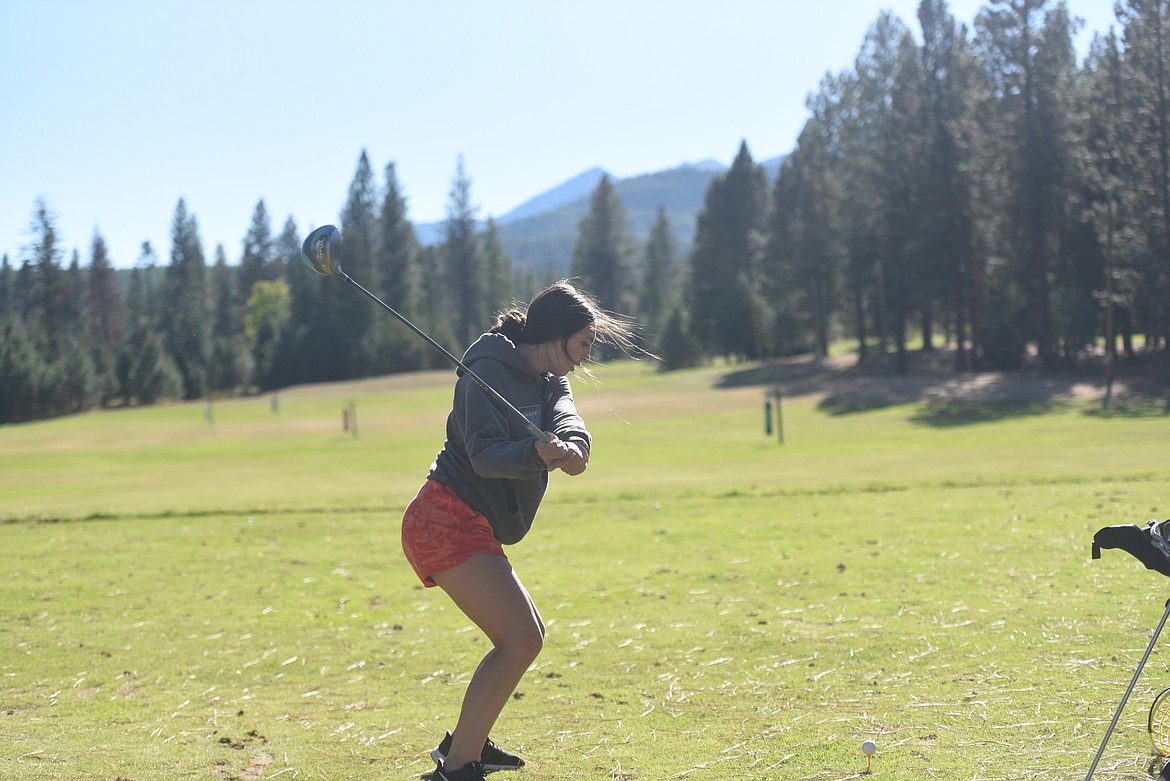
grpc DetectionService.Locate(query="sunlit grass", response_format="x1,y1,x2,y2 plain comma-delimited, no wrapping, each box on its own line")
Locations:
1,359,1168,779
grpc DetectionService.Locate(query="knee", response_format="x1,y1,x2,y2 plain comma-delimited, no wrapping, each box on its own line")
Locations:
511,619,544,663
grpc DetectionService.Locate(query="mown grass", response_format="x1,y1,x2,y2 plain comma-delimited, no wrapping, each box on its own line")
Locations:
1,359,1168,780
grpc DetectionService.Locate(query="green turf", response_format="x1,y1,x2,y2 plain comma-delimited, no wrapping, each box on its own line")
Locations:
1,360,1168,780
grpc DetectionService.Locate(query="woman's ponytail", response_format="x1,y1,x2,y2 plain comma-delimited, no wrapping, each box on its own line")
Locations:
489,309,527,342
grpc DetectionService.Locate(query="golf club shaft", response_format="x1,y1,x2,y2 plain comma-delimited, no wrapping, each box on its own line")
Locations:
340,273,553,445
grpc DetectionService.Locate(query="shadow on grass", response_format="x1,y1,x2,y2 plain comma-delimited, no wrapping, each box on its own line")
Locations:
1087,373,1170,418
717,350,1169,426
798,365,1081,423
716,360,831,391
907,397,1066,426
1086,394,1170,418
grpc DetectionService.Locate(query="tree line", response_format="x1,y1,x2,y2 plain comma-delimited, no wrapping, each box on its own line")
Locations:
2,0,1168,424
666,0,1170,376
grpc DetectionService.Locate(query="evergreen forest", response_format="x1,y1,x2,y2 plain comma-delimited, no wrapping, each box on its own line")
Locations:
2,0,1168,424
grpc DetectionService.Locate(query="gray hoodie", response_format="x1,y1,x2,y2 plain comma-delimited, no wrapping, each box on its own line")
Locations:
427,332,592,545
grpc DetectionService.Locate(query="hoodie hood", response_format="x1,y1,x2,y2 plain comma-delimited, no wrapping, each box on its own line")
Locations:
460,332,542,381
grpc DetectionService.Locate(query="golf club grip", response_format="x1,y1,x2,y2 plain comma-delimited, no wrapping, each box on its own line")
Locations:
342,275,553,445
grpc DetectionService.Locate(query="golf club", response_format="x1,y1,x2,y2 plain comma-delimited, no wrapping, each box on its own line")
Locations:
300,224,552,445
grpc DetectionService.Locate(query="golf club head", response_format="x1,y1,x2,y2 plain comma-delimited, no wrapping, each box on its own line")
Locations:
301,225,344,277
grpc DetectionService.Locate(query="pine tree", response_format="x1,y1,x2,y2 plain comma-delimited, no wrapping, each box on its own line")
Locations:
84,232,125,405
160,199,210,399
1037,3,1082,362
416,244,457,366
119,266,146,404
688,142,769,360
58,337,98,414
209,244,236,342
1080,30,1134,383
877,27,929,373
444,155,485,347
14,255,35,325
571,175,637,323
640,207,681,341
137,241,161,321
274,218,302,281
238,199,274,305
340,151,379,376
481,217,514,317
1116,0,1170,349
120,240,182,404
362,162,425,374
130,328,183,405
267,217,312,389
658,304,703,370
85,233,125,348
376,162,419,311
26,198,69,352
0,254,12,316
836,13,918,367
0,315,39,422
918,0,983,370
65,250,85,344
976,0,1078,368
764,107,846,358
208,244,253,392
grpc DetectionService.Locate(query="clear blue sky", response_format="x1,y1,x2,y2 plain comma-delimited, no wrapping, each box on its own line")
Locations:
1,0,1118,269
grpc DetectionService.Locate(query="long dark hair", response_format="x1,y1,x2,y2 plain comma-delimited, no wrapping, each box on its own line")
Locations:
489,280,641,358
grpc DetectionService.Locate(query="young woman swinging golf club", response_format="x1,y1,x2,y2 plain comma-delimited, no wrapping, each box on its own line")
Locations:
401,281,641,781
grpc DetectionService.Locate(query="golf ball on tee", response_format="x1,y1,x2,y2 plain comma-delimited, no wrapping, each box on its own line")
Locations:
862,739,877,756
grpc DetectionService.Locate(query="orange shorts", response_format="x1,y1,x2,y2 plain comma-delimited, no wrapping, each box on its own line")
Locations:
401,479,506,587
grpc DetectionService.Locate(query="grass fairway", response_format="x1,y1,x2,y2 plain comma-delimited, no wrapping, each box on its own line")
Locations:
1,358,1168,780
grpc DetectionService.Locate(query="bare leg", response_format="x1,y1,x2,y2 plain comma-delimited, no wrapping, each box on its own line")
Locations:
432,552,544,770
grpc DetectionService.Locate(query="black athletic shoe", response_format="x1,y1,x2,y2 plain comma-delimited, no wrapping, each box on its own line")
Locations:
1093,519,1170,577
429,760,487,781
431,731,526,772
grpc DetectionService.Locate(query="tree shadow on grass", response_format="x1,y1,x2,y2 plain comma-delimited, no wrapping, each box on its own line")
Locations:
718,351,1169,426
722,358,1083,423
1085,373,1170,419
1086,394,1170,418
907,397,1066,426
819,375,1073,424
716,358,835,392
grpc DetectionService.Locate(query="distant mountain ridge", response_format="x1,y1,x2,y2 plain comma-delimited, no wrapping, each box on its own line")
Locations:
497,167,609,225
413,166,611,247
414,155,786,273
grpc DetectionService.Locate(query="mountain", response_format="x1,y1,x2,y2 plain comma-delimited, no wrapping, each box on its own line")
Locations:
413,154,788,274
497,167,609,224
494,164,723,274
683,158,728,172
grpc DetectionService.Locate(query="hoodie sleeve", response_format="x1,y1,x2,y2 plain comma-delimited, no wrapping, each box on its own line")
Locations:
453,365,548,479
545,376,591,454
